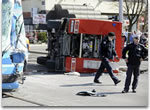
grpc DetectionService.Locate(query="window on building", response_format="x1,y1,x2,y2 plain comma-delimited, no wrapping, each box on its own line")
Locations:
42,1,45,5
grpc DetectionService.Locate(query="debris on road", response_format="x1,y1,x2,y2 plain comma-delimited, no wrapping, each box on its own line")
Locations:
64,72,80,76
76,89,107,97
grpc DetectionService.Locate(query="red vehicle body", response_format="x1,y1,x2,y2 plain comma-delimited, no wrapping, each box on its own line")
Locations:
37,18,123,73
65,19,122,73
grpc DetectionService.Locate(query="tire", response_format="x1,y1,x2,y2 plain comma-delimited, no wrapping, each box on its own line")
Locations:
55,4,62,19
37,56,49,65
61,9,69,17
55,4,62,12
46,60,55,70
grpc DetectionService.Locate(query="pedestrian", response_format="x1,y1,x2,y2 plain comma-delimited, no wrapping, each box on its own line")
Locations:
129,33,133,43
124,29,128,41
140,33,148,47
129,31,137,43
94,32,121,85
122,34,148,93
122,33,127,47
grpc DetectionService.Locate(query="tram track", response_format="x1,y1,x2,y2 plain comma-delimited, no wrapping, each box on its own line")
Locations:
2,92,48,106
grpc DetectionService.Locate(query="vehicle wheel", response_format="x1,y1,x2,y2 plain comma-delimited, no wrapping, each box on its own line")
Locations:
37,56,49,65
55,4,62,12
55,4,62,19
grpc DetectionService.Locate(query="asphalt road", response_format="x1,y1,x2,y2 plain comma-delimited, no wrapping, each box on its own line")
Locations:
2,43,149,107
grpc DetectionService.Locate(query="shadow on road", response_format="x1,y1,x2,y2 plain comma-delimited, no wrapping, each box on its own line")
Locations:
60,83,114,87
99,91,122,95
25,63,64,75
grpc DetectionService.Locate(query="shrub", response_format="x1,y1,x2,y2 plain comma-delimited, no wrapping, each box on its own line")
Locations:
37,32,48,43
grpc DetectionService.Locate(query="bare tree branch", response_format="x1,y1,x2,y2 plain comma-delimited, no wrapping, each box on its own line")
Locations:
124,0,145,32
125,0,131,21
131,0,143,25
132,0,136,14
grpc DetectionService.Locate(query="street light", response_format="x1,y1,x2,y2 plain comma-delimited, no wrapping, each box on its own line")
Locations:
119,0,123,23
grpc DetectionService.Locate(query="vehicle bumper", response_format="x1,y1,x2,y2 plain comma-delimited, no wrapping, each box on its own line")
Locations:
2,82,19,89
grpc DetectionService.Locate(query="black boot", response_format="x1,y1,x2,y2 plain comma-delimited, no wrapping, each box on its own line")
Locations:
114,80,121,85
122,89,128,93
94,79,102,84
132,89,136,93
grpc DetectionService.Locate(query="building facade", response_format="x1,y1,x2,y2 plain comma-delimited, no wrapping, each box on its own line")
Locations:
22,0,147,32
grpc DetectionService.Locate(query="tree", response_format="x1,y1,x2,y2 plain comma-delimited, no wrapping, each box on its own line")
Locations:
124,0,145,32
141,0,148,32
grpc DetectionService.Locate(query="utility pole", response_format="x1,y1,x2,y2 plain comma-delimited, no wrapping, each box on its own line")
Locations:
119,0,123,23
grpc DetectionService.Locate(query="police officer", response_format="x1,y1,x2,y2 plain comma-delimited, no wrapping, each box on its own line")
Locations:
122,34,148,93
94,32,121,85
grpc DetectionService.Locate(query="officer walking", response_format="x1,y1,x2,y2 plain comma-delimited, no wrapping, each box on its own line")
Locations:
94,32,121,85
122,35,148,93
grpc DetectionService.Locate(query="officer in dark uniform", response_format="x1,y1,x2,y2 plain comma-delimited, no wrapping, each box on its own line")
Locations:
94,32,121,85
122,35,148,93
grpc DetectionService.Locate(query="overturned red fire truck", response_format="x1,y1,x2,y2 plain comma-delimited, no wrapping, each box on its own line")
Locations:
37,18,123,73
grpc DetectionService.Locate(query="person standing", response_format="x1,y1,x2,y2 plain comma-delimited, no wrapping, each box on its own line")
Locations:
122,33,127,47
94,32,121,85
122,35,148,93
140,33,148,47
124,29,128,42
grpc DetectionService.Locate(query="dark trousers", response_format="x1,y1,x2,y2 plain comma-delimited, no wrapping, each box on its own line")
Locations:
94,57,119,83
124,64,140,91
